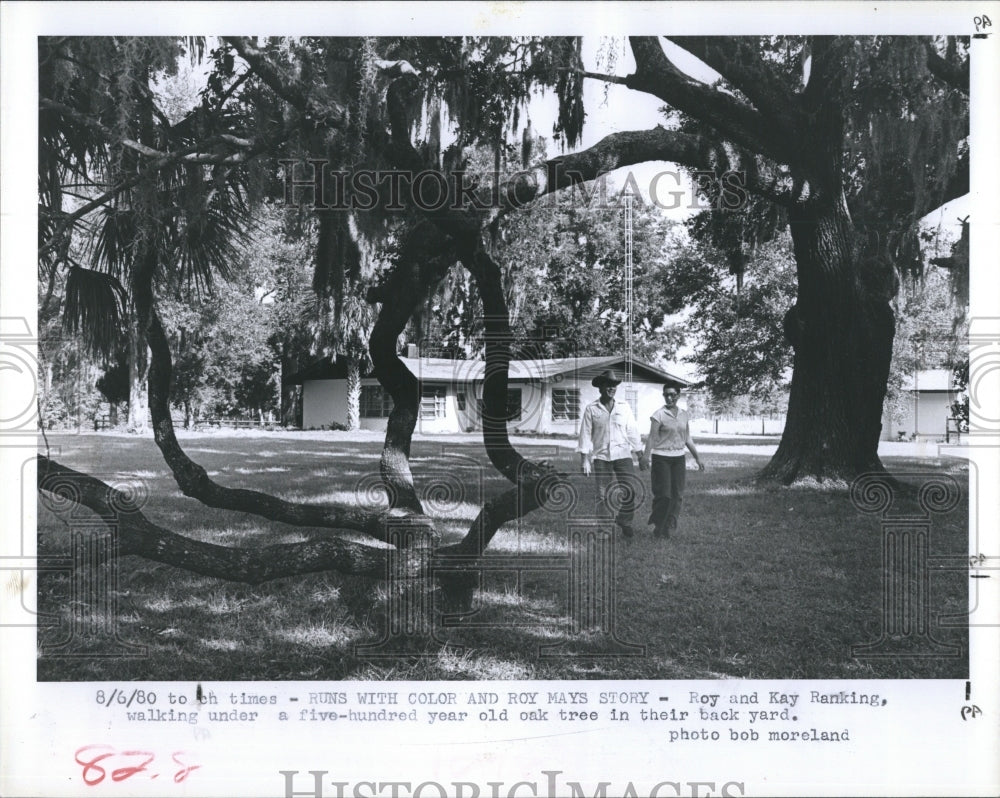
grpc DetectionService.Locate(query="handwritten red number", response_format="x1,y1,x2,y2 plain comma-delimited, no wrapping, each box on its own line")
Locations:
75,746,199,786
172,751,201,783
111,750,155,782
74,745,115,786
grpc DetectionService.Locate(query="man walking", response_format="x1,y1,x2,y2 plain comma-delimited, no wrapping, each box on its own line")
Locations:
577,369,645,539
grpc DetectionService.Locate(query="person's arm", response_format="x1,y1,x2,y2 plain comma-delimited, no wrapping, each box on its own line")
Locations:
640,416,659,470
577,405,594,475
685,417,705,471
626,406,643,463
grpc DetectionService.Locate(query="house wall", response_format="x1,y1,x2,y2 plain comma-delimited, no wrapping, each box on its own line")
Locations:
302,380,348,429
882,391,955,440
355,378,464,434
303,376,691,436
418,385,461,434
528,379,669,437
508,383,547,433
358,376,388,432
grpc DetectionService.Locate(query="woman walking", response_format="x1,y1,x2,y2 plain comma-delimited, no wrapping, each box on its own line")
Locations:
639,382,704,539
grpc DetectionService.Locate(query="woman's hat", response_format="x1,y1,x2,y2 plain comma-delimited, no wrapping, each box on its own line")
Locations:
591,369,623,388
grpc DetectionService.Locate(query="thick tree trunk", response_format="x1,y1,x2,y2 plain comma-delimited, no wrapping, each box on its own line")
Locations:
344,356,361,431
367,233,455,513
369,281,424,513
440,247,563,554
760,195,895,483
125,327,149,434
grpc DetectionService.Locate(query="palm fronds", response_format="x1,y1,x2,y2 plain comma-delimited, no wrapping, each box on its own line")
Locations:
62,264,127,357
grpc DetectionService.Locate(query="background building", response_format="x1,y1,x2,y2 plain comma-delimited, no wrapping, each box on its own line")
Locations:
286,355,689,434
881,368,960,441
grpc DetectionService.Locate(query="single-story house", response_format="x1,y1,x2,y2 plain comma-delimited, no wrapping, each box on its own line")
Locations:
285,353,690,434
881,369,960,441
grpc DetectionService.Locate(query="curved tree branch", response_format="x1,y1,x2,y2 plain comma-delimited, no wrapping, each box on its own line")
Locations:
665,36,803,137
488,126,795,213
627,37,792,168
224,37,314,114
367,230,456,513
459,244,538,484
225,36,354,135
38,455,408,583
135,270,432,544
441,242,565,559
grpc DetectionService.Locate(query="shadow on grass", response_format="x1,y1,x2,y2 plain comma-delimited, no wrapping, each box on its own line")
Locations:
37,435,969,681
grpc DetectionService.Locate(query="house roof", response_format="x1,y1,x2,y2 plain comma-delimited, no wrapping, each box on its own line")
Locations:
284,354,690,387
900,369,955,392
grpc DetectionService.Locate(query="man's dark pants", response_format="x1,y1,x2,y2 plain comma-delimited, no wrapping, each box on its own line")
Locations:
649,454,686,538
593,458,640,535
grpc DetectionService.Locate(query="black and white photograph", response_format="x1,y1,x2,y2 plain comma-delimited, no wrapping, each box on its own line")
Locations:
2,2,998,797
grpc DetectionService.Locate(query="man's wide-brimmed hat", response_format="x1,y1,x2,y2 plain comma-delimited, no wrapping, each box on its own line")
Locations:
591,369,623,388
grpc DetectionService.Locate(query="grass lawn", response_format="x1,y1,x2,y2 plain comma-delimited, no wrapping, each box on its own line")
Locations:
36,432,969,681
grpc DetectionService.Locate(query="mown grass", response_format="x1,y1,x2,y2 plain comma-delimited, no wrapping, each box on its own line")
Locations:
37,433,969,681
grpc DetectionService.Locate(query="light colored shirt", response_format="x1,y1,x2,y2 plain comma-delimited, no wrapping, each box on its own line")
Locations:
577,398,642,461
649,406,691,457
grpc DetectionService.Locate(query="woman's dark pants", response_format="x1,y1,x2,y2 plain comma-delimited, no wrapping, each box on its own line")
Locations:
649,454,686,538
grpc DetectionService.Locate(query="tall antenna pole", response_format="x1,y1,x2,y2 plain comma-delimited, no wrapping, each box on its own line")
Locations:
624,189,634,389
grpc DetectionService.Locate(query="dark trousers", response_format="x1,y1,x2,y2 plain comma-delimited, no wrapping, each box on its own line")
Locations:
593,458,638,532
649,454,686,538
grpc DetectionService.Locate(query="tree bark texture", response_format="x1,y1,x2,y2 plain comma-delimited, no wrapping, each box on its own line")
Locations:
345,356,361,431
37,456,405,583
125,324,148,434
367,231,455,513
760,196,895,482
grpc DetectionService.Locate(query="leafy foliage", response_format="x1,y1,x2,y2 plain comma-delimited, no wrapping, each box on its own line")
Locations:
883,268,967,428
675,231,797,403
950,360,969,433
677,36,968,295
62,265,128,357
156,203,325,422
425,189,686,362
845,37,969,282
95,351,130,406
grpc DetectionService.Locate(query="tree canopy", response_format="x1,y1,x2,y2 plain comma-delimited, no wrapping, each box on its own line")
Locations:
36,34,971,596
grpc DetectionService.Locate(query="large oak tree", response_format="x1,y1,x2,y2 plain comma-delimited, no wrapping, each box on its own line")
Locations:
36,35,969,601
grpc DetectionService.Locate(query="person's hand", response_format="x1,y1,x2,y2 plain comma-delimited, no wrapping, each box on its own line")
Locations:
637,455,649,472
696,460,705,472
581,459,592,476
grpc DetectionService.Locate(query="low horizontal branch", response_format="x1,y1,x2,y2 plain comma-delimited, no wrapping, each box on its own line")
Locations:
37,455,414,583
